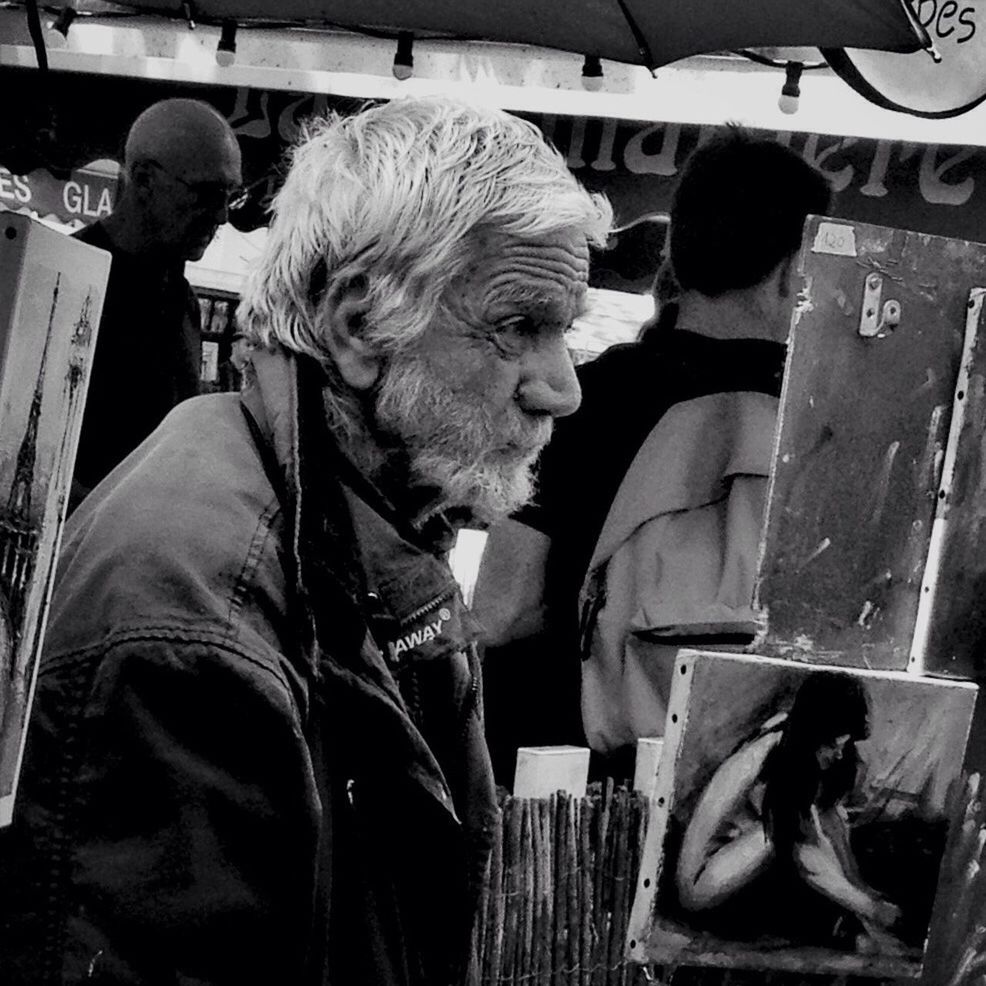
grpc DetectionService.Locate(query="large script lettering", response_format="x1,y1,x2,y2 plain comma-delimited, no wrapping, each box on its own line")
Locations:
622,122,681,176
201,92,986,250
526,116,980,218
217,91,983,221
801,134,858,193
913,0,977,44
920,145,976,205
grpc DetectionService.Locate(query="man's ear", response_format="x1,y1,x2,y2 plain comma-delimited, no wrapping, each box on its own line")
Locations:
127,160,156,198
320,274,381,391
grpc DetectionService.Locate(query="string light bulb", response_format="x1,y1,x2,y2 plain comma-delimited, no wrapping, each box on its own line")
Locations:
778,61,803,114
392,33,414,81
581,54,604,92
216,19,237,67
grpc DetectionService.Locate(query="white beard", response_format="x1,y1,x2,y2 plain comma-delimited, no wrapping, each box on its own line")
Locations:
373,354,552,525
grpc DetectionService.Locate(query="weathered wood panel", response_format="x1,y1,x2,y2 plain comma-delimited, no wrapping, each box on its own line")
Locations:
756,217,986,671
915,288,986,680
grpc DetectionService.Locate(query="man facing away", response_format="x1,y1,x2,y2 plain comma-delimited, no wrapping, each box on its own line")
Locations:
0,97,611,985
71,98,242,509
474,129,832,774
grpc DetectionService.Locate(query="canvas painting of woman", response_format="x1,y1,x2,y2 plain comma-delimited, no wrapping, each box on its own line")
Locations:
627,651,976,979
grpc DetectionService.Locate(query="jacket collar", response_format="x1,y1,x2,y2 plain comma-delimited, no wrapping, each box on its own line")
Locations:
239,346,478,664
239,346,300,504
345,487,480,666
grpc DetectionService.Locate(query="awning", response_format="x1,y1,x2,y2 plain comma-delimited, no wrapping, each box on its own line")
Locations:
86,0,928,70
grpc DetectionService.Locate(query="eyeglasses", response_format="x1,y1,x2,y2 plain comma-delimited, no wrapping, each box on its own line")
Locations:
146,159,249,211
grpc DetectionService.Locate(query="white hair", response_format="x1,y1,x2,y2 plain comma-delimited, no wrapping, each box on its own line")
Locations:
237,96,612,362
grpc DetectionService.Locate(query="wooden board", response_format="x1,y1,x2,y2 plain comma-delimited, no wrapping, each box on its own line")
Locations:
915,286,986,680
756,217,986,671
0,215,108,827
627,649,977,979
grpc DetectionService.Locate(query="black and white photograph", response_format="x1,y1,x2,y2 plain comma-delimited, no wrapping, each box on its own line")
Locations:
3,3,986,985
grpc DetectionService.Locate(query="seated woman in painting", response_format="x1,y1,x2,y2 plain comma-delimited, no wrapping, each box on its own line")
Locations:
675,671,905,951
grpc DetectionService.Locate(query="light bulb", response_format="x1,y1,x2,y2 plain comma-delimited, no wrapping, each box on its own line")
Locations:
581,55,603,92
216,20,236,67
393,33,414,81
778,92,799,114
778,61,803,115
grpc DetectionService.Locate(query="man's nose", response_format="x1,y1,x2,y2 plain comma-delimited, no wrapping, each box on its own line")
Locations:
517,335,581,418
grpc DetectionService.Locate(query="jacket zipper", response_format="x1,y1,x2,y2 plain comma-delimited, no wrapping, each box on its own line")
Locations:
389,586,478,786
396,586,457,629
458,652,481,746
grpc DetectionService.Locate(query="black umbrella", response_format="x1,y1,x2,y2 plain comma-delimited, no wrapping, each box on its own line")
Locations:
76,0,928,69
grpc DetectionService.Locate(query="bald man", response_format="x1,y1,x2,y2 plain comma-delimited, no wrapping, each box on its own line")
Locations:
71,98,242,509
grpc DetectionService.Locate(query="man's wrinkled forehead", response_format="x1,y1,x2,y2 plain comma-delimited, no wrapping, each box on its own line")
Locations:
462,227,590,302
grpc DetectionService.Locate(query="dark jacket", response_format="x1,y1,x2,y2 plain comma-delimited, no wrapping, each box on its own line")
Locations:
70,221,202,502
0,348,497,985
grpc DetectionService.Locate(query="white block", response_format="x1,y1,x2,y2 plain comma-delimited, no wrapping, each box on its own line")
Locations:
513,745,590,798
633,737,664,799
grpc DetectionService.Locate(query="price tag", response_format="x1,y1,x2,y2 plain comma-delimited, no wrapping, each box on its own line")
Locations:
812,222,858,257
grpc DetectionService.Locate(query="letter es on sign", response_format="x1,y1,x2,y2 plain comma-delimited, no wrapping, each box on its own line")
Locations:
0,168,31,204
914,0,977,43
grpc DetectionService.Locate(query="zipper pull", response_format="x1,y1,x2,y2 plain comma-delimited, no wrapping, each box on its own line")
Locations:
364,590,401,662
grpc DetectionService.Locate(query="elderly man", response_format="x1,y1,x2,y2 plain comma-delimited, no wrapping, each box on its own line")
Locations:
0,98,610,985
71,98,242,509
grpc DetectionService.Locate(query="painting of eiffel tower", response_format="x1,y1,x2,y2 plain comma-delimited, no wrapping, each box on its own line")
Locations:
0,274,54,658
0,215,109,824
